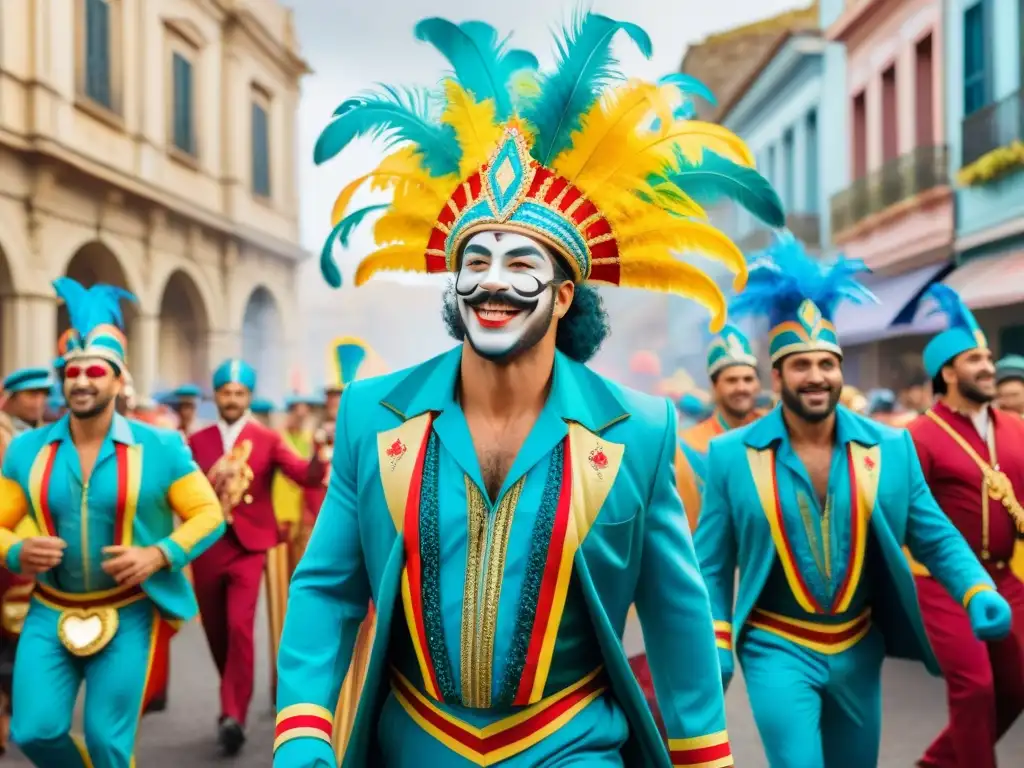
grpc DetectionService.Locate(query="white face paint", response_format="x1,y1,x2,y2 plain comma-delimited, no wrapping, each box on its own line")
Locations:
456,231,559,361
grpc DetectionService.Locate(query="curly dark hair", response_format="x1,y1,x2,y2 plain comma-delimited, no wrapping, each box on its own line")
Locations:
441,279,610,363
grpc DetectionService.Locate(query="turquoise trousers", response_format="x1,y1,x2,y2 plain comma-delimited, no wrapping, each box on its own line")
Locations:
739,627,885,768
11,597,159,768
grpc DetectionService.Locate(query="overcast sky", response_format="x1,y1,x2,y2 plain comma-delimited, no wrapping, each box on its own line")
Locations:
282,0,807,282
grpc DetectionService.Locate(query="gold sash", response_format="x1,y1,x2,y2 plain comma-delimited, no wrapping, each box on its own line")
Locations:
925,409,1024,546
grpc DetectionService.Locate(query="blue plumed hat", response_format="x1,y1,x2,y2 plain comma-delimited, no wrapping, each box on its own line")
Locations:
921,285,987,379
53,278,136,371
706,323,757,377
729,233,877,364
325,337,371,393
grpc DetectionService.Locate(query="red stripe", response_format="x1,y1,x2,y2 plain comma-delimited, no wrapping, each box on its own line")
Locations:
403,416,441,699
514,437,573,705
274,714,333,738
34,584,144,609
830,447,859,612
142,618,177,710
714,629,730,643
770,453,822,613
114,443,128,546
396,673,601,754
670,740,732,764
751,612,868,644
38,444,59,537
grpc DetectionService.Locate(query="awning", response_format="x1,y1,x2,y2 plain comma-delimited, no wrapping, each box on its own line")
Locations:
834,262,950,346
939,251,1024,309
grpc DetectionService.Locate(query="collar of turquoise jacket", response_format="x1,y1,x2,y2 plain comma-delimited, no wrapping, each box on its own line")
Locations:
45,411,136,446
379,346,630,433
742,404,880,450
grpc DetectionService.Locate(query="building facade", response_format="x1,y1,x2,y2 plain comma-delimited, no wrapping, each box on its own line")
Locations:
0,0,309,402
942,0,1024,358
819,0,953,388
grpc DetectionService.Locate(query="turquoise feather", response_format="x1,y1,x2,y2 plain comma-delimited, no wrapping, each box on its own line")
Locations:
648,74,716,130
658,149,785,227
524,11,653,165
414,18,538,120
52,277,136,336
335,343,368,385
924,283,983,336
319,221,345,288
315,85,461,177
336,204,389,248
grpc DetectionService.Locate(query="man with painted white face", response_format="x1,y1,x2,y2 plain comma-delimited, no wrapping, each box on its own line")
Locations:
274,13,786,768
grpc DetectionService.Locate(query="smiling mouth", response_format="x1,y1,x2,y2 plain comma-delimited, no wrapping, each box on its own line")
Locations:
473,303,522,329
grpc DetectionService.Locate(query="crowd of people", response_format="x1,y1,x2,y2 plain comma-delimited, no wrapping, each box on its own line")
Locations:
0,10,1022,768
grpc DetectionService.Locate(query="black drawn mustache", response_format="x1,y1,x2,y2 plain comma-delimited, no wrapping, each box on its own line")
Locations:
456,275,552,309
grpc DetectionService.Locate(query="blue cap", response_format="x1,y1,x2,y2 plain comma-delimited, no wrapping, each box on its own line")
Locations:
212,359,257,392
678,393,707,419
921,285,987,379
250,397,275,415
996,354,1024,384
172,383,202,400
284,393,324,410
730,233,877,364
867,388,897,414
52,277,136,370
706,324,757,377
3,367,53,394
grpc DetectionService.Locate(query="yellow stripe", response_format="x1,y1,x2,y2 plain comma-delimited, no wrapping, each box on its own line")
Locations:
669,730,729,750
122,445,142,546
712,620,731,633
401,567,440,700
276,703,334,723
273,726,332,753
746,448,817,614
835,444,879,613
715,637,732,651
747,610,872,655
749,607,870,633
391,668,605,766
27,447,52,537
72,734,95,768
962,583,993,608
529,503,582,703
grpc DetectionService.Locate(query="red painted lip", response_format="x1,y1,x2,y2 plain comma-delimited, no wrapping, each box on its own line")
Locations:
473,306,521,329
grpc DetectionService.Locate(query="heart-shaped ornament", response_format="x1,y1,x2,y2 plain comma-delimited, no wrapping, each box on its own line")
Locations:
58,607,118,657
62,613,103,648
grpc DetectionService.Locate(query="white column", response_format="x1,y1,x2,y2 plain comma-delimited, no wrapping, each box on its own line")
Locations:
2,293,58,372
131,314,160,398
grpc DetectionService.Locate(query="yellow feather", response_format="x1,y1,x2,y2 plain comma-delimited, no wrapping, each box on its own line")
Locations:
551,80,672,182
653,121,755,167
354,245,428,286
330,147,446,226
617,217,748,290
440,80,505,178
373,211,434,246
617,251,729,332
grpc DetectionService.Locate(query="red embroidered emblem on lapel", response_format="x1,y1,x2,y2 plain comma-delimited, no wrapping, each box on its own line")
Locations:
864,455,876,472
385,438,407,470
589,446,608,479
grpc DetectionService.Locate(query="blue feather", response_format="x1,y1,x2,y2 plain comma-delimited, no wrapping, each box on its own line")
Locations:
414,18,539,120
524,10,653,165
319,222,345,288
52,278,136,337
335,343,368,385
336,204,389,248
923,283,982,336
315,85,461,177
728,233,877,324
648,74,717,130
657,149,785,227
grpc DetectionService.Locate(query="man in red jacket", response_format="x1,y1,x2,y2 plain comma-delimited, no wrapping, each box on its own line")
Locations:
908,285,1024,768
189,359,325,756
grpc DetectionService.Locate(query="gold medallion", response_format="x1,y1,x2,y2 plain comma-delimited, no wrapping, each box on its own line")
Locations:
57,606,119,657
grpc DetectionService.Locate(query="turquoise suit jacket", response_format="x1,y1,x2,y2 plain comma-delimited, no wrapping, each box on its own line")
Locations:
694,405,995,671
0,413,225,622
275,346,730,767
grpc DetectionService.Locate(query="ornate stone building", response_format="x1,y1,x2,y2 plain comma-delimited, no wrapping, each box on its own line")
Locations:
0,0,309,402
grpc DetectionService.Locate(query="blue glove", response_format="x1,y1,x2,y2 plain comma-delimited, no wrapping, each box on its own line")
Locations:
967,589,1012,641
718,648,734,692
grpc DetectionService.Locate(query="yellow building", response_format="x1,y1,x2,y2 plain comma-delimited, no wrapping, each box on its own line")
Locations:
0,0,310,400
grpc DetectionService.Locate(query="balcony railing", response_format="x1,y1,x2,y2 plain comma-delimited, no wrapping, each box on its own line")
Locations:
829,145,949,236
962,89,1024,166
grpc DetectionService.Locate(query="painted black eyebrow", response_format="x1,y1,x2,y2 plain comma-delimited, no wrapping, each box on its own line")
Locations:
463,244,491,257
505,246,545,259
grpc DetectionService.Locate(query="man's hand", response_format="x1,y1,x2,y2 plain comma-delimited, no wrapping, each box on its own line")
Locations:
967,589,1013,641
101,545,168,587
19,536,67,576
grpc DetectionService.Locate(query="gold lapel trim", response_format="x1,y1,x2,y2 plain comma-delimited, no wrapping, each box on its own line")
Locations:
120,444,144,546
566,422,624,544
377,413,433,532
836,443,880,613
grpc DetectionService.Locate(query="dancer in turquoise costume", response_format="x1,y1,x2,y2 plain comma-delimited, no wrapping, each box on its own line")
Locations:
0,278,225,767
275,11,784,768
694,234,1013,768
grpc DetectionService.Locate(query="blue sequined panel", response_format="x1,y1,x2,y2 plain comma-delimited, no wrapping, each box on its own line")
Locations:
419,432,459,702
510,202,590,274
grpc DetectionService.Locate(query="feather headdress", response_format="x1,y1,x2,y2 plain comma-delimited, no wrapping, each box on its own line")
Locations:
52,277,136,369
728,233,877,363
921,284,988,378
315,12,784,332
325,336,373,392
